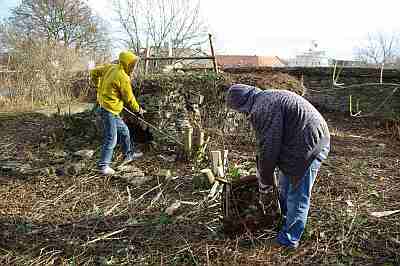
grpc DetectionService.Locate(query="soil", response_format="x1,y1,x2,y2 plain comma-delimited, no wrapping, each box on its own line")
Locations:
0,110,399,265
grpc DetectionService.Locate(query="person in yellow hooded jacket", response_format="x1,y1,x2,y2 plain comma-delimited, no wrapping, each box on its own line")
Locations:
90,51,144,175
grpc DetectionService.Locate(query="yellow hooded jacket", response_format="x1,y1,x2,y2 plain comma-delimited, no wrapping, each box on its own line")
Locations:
90,51,140,115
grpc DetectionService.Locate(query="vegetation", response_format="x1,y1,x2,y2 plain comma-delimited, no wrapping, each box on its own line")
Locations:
0,109,399,265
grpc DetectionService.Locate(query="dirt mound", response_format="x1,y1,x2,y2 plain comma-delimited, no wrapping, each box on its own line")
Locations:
229,72,305,96
72,71,305,104
138,71,304,96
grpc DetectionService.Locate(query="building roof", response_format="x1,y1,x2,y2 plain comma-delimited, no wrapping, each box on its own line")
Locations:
216,55,286,68
257,56,286,67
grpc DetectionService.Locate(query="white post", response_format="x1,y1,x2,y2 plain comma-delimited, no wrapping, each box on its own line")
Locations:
211,150,222,176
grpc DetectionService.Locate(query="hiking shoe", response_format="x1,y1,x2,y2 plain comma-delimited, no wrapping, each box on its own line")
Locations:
131,151,144,159
125,151,144,162
265,238,297,252
99,166,116,176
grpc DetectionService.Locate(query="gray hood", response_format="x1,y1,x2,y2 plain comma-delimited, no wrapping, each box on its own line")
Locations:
226,84,262,113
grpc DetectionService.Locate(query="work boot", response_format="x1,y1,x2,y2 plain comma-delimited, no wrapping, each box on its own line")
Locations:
99,166,116,176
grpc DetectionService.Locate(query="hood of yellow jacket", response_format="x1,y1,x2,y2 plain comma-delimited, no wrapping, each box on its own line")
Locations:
118,51,138,75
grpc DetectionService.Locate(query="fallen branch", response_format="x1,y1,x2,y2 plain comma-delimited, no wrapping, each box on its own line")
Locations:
370,209,400,218
134,184,163,203
82,228,126,246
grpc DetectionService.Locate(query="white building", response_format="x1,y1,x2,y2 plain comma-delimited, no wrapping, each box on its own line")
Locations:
289,41,330,67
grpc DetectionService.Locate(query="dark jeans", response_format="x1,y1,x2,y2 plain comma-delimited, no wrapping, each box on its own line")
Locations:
98,108,133,168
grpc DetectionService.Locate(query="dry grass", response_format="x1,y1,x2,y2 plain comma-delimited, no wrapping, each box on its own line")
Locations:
0,110,399,265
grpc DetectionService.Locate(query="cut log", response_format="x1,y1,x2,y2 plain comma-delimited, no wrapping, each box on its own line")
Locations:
183,126,193,159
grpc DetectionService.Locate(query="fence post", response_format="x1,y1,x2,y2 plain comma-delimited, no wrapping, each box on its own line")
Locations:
208,34,218,73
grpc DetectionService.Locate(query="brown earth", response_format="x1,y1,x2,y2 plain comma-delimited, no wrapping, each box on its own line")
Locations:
0,109,399,265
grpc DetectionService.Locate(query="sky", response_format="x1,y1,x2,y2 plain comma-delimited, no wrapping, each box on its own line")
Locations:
2,0,400,60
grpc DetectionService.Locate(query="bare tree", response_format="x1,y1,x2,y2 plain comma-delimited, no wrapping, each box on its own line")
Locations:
4,0,110,53
355,31,400,65
113,0,208,56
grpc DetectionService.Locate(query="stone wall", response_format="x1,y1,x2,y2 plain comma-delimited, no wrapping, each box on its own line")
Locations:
224,66,400,119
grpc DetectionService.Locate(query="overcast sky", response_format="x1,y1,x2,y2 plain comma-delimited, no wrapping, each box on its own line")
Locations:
3,0,400,60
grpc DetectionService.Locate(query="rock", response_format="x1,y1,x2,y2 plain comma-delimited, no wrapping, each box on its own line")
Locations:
56,167,66,176
65,162,86,175
26,167,54,176
0,161,32,175
46,167,56,176
376,143,386,149
73,149,95,159
165,200,181,216
117,165,145,176
158,154,176,163
123,176,152,186
238,168,250,176
159,169,171,178
53,151,68,158
249,167,257,175
116,164,149,185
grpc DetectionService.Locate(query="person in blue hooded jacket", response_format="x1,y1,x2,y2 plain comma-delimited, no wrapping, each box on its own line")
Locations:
226,84,330,250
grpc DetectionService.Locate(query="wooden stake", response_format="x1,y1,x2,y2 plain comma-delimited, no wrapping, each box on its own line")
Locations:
194,130,205,147
211,150,222,176
184,126,193,158
223,150,228,174
216,166,224,178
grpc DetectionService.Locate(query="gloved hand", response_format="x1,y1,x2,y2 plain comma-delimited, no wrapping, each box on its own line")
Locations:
256,167,273,194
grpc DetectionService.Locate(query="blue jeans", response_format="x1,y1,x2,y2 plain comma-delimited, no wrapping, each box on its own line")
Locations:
276,145,330,248
98,108,133,168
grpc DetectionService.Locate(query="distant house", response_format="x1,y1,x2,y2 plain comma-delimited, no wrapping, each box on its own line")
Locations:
288,50,329,67
257,56,286,67
288,40,330,67
139,45,213,70
328,59,367,67
216,55,286,68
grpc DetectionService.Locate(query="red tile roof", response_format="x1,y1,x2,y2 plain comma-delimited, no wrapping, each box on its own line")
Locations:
216,55,285,67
